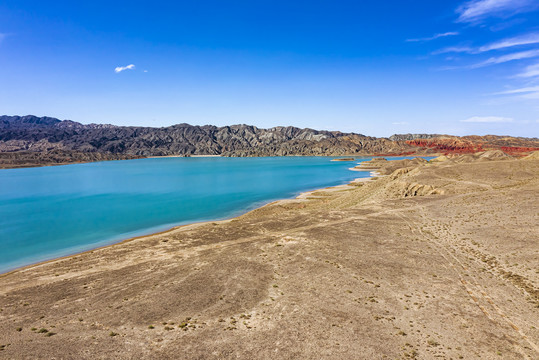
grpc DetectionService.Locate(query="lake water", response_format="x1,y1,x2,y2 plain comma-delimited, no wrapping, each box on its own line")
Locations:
0,156,409,273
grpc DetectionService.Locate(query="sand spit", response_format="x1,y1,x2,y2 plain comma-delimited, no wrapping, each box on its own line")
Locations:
0,156,538,359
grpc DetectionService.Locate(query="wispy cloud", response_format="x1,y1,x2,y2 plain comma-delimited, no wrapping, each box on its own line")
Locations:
495,86,539,94
494,86,539,98
114,64,136,73
406,32,459,42
479,32,539,52
470,49,539,68
456,0,538,23
391,122,409,125
433,33,539,55
432,46,475,55
516,62,539,77
461,116,514,123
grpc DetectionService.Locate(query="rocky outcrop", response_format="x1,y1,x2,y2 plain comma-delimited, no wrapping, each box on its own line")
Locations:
500,146,539,155
404,136,539,156
394,181,444,197
405,137,484,154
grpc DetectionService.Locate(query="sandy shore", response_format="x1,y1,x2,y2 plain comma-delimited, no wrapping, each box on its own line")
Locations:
0,157,537,359
0,168,376,278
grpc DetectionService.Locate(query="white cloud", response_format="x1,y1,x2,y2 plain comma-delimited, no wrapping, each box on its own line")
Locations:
432,46,475,55
406,32,459,42
479,32,539,52
435,32,539,56
461,116,514,123
495,86,539,95
391,122,409,125
456,0,538,23
494,86,539,99
114,64,136,73
516,63,539,77
470,49,539,68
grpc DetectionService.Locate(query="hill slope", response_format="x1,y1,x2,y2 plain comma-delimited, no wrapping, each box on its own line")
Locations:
1,115,538,168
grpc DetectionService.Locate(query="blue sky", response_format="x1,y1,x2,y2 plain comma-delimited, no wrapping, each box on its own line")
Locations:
0,0,538,137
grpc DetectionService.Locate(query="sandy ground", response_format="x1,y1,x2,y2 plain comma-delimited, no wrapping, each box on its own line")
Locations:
0,157,538,359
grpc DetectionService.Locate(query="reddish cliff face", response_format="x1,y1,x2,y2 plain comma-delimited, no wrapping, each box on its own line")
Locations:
405,138,484,154
500,146,539,155
404,136,539,156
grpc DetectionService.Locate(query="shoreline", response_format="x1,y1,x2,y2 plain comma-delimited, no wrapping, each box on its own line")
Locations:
0,153,443,170
1,157,537,358
146,155,223,159
0,165,378,278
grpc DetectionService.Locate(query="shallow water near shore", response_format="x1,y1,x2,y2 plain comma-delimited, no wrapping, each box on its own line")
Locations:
0,156,414,273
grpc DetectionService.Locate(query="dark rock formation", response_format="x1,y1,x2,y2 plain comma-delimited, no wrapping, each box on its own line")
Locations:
0,115,418,157
1,115,538,168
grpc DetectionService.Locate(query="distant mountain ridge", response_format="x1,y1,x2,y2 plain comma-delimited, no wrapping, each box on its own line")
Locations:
0,115,116,130
0,115,401,156
1,115,538,167
388,134,442,141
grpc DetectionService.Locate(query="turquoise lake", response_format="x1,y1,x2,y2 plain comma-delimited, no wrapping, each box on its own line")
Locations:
0,156,414,273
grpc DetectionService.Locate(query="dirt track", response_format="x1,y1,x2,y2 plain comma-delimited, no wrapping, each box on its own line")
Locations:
0,157,538,359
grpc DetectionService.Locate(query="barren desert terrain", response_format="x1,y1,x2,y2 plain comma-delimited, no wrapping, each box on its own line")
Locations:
0,154,538,359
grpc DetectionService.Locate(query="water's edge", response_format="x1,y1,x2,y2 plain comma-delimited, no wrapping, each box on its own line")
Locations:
0,167,375,276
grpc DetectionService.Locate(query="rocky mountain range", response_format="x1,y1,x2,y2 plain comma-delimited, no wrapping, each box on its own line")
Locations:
1,115,538,168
